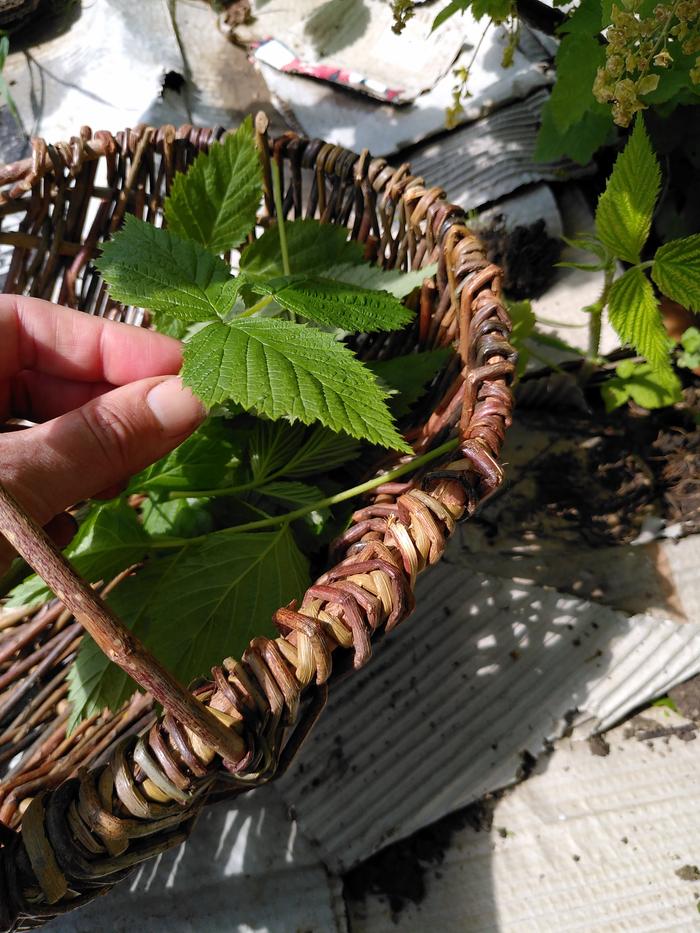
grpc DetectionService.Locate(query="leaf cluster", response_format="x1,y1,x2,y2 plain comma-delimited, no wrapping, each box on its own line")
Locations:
8,119,452,727
565,118,699,403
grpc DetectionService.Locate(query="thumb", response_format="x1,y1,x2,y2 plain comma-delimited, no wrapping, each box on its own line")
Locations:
2,375,206,526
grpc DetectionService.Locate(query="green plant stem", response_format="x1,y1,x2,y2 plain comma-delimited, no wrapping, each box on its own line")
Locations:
271,161,290,276
587,265,616,358
156,437,460,547
238,294,274,318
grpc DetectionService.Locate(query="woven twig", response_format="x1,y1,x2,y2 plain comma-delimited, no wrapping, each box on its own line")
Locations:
0,121,514,930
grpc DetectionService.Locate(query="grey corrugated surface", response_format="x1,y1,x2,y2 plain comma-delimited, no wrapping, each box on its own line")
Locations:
47,785,347,932
348,713,700,932
278,558,700,871
407,90,589,209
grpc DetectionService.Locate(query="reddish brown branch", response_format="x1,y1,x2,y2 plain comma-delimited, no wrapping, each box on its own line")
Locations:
0,481,245,764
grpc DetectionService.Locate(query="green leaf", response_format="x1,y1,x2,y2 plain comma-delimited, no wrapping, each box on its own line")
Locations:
258,480,324,507
153,313,190,339
240,218,364,277
7,502,149,609
323,261,437,298
67,526,309,724
471,0,511,19
432,0,469,31
249,419,306,482
266,423,361,478
128,418,241,493
560,0,603,35
164,117,263,254
547,33,606,134
67,555,181,730
182,319,411,451
504,299,536,378
678,326,700,370
367,348,451,415
140,496,214,538
97,216,238,322
607,267,670,370
595,118,661,263
250,275,414,333
247,419,360,483
601,361,682,412
652,234,700,312
505,300,536,347
535,99,612,165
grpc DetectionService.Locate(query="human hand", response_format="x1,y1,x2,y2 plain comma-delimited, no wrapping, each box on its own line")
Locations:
0,295,205,576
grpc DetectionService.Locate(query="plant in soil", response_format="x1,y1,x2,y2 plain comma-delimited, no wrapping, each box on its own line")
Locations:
507,117,700,410
2,118,452,728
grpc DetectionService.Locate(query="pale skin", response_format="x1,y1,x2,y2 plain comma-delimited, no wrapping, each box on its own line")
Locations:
0,295,206,576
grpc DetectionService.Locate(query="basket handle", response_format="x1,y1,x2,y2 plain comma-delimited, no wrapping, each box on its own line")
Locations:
0,480,245,765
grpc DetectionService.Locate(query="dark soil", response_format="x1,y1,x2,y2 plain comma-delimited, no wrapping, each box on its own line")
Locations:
670,676,700,722
478,217,562,299
343,796,498,919
503,387,700,546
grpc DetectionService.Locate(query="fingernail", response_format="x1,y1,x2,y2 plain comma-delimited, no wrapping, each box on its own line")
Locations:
147,377,206,437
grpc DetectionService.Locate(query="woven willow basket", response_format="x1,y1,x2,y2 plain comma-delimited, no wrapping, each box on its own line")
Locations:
0,120,514,929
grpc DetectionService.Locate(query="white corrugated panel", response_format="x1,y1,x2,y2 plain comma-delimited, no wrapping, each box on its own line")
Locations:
278,559,700,871
348,712,700,931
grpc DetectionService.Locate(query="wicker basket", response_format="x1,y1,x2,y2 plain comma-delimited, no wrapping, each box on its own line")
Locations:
0,120,514,929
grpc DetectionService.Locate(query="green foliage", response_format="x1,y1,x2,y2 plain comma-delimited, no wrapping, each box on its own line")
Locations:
44,117,459,727
241,218,364,276
398,0,699,163
596,119,661,263
249,421,360,481
7,501,149,608
323,261,438,298
128,418,241,493
246,275,414,332
601,358,683,411
651,234,700,311
140,496,214,539
182,319,411,451
66,525,308,728
607,267,671,368
368,349,452,415
165,117,263,254
545,0,608,139
557,118,687,401
503,299,536,378
431,0,512,30
96,217,239,321
257,480,324,507
678,326,700,370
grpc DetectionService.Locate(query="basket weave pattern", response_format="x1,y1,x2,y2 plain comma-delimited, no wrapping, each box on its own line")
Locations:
0,123,514,929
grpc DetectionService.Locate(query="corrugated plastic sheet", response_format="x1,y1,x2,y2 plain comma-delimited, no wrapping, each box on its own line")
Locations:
278,559,700,871
348,711,700,931
407,91,588,210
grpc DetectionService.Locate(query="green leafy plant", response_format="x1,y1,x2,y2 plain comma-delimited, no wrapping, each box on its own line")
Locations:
548,116,698,403
501,117,699,411
678,326,700,369
6,118,455,727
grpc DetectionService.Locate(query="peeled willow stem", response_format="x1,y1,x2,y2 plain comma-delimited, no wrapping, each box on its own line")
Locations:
0,480,245,765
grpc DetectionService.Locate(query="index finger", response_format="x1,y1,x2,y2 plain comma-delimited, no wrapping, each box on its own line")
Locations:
0,294,183,384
